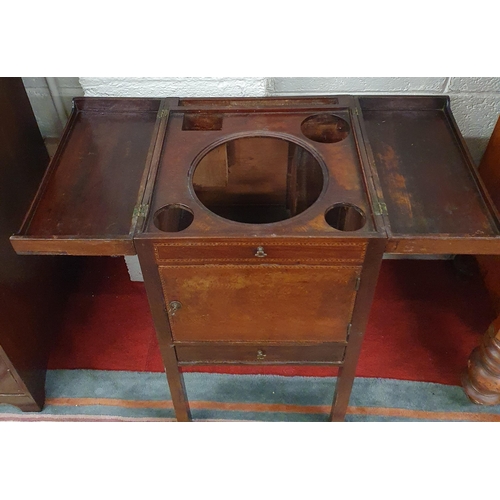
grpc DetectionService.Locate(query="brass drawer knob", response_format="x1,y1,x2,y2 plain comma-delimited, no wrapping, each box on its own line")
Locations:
255,246,267,258
168,300,182,316
257,349,266,361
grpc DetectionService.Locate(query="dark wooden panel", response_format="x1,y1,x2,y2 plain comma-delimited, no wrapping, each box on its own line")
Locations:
146,105,380,238
177,97,342,109
160,264,360,342
386,236,500,255
12,237,137,256
0,78,77,410
478,117,500,211
11,98,161,256
476,116,500,313
360,96,500,255
154,239,367,264
176,342,346,364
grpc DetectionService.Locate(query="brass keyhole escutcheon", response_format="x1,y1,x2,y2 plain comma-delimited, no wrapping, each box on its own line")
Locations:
257,349,266,361
168,301,182,316
255,246,267,258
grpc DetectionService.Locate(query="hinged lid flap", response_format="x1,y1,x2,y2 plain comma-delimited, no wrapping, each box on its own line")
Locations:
11,98,168,256
359,96,500,255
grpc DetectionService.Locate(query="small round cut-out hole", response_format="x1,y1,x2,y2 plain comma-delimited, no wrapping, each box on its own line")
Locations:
325,203,366,231
301,114,350,143
153,204,194,232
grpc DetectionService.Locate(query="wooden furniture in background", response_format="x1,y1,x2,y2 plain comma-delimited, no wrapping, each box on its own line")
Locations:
475,117,500,312
463,116,500,405
10,96,500,420
0,78,74,411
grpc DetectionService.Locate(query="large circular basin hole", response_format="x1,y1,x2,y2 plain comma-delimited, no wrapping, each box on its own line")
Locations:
301,114,350,143
192,136,324,224
153,204,194,232
325,203,366,231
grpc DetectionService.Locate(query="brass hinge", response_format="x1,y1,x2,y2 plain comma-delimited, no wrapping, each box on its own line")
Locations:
374,201,388,216
355,276,361,291
133,203,149,218
159,108,170,119
346,323,352,339
354,107,359,116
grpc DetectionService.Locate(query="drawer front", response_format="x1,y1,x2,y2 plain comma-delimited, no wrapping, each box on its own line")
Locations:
160,264,360,343
176,343,346,365
155,241,367,264
0,352,23,395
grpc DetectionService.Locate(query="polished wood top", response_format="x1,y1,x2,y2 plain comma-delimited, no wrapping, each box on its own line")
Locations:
360,96,500,254
10,96,500,257
146,99,379,239
11,98,162,255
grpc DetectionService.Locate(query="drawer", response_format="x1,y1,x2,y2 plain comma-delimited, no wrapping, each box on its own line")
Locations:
175,343,346,365
154,240,367,264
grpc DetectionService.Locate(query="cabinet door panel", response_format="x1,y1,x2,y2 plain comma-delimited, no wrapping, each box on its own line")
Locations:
160,265,360,342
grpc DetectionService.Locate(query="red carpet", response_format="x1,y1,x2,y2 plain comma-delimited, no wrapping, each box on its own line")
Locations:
48,256,495,386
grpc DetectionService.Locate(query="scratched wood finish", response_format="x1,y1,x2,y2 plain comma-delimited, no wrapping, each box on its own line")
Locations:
360,96,500,255
160,263,361,342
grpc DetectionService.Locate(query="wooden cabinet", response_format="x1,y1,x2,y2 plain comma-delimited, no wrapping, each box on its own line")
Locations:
0,78,73,411
463,116,500,405
10,95,500,420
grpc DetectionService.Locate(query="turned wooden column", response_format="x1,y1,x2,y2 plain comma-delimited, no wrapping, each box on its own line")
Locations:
464,114,500,405
463,316,500,405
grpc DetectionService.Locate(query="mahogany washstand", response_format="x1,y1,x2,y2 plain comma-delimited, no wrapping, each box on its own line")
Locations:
11,96,500,421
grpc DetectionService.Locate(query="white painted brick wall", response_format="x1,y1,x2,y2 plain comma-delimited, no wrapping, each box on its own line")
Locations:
448,77,500,93
270,77,449,94
79,77,269,97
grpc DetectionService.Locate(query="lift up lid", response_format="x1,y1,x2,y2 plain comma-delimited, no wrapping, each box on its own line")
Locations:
359,96,500,255
11,98,166,256
10,95,500,257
